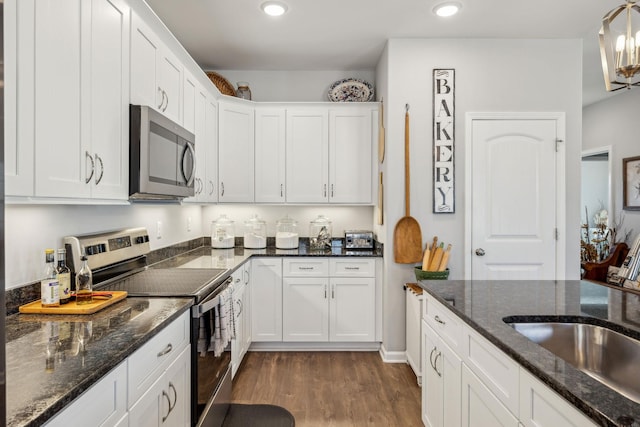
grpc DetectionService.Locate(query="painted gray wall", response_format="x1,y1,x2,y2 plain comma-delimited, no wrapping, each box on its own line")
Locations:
377,38,583,354
583,89,640,242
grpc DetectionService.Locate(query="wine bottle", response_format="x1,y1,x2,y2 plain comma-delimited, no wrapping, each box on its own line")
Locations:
56,248,71,304
41,249,59,307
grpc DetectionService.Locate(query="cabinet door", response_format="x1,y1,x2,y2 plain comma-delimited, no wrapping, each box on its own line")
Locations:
461,364,519,427
286,108,328,203
218,100,255,202
5,0,35,196
160,346,191,427
130,12,160,110
33,0,90,198
231,270,245,377
422,321,442,427
255,107,286,203
329,108,373,204
251,258,282,341
242,263,252,355
204,98,219,202
88,0,129,200
157,48,182,124
329,277,375,341
45,362,127,427
283,277,329,341
182,72,197,134
183,85,208,203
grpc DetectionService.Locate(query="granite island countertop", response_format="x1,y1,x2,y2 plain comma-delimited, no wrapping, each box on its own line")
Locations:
417,279,640,427
6,297,192,427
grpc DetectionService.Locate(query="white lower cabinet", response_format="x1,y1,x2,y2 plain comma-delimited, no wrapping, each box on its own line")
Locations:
519,368,596,427
231,263,252,377
421,320,461,427
461,364,519,427
44,362,128,427
282,258,376,342
421,295,597,427
128,345,191,427
251,258,283,342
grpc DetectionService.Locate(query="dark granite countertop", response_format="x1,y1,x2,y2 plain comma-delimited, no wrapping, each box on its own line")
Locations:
417,279,640,427
6,297,192,427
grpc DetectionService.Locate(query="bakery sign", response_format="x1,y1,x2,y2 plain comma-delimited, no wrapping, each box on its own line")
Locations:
432,69,455,213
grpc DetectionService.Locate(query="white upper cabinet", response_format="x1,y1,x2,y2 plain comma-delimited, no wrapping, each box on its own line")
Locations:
10,0,130,200
286,108,329,203
329,107,374,204
130,11,182,125
255,107,286,203
218,100,255,203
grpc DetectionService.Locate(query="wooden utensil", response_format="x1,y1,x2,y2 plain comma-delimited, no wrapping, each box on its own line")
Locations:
378,98,385,163
394,104,423,263
377,172,384,225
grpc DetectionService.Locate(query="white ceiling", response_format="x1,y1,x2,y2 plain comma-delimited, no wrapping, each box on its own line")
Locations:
145,0,626,106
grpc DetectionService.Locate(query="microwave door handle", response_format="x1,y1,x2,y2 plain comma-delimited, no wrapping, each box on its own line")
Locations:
182,142,196,186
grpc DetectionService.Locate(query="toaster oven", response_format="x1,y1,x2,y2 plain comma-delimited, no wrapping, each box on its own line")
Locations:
345,230,375,249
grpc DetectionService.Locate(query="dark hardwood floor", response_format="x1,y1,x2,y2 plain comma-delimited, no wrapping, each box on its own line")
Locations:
231,351,422,427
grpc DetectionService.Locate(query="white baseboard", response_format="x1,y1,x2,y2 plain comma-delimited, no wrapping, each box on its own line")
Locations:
379,344,408,363
249,342,381,352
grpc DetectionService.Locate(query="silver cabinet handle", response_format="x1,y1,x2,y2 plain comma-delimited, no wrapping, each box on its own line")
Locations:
236,299,243,316
280,183,284,197
168,382,177,412
157,343,173,358
244,268,249,284
323,184,327,197
94,154,104,185
434,315,446,325
345,267,360,270
298,266,314,270
331,184,334,197
221,182,225,197
161,90,168,112
433,351,442,377
209,180,214,196
161,390,171,422
475,248,486,256
157,87,164,109
331,284,335,299
429,347,437,371
85,151,95,184
324,285,327,299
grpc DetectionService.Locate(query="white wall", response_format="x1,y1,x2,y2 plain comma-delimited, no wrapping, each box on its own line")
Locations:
583,89,640,240
210,70,376,102
378,38,583,353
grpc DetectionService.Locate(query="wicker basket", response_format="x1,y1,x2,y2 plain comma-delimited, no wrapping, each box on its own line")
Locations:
206,71,237,97
414,267,450,281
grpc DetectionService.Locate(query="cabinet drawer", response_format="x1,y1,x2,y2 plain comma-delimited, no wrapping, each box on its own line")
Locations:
462,325,520,416
329,258,375,277
423,294,462,352
128,310,190,407
283,258,329,276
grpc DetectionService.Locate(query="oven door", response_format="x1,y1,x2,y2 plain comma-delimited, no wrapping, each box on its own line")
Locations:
191,278,232,427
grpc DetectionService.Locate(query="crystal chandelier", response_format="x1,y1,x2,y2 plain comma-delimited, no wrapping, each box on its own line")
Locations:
599,0,640,91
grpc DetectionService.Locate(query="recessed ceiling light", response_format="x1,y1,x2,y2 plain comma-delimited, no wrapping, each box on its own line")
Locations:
433,2,461,17
261,1,288,17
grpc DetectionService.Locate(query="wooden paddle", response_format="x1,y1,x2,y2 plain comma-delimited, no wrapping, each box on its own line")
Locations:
394,104,423,263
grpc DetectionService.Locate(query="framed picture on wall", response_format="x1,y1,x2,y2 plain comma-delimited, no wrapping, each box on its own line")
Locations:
623,156,640,210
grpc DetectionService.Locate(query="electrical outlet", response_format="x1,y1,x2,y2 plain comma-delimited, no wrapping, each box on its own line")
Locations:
187,217,192,232
156,220,162,239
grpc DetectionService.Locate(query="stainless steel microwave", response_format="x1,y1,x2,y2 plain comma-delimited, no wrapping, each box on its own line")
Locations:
129,105,195,200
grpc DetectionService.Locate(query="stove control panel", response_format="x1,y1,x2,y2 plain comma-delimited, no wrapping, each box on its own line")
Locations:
64,228,150,273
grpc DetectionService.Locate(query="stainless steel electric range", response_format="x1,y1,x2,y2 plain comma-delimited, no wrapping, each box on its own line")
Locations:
64,228,233,427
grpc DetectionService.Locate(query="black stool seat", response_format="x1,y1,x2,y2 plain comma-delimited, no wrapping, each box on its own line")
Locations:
222,404,295,427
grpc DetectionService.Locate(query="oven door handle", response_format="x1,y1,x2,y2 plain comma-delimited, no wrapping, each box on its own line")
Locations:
192,277,232,318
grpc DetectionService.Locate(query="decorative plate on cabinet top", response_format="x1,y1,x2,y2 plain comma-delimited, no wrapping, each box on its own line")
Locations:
328,78,375,102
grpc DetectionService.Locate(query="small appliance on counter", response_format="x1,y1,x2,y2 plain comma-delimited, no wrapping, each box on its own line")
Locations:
345,230,375,250
275,215,299,249
211,214,235,249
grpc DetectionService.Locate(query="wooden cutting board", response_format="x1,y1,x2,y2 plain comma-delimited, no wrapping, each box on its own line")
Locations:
19,291,127,315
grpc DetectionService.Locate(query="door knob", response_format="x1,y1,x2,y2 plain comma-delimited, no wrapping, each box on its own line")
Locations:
475,248,485,256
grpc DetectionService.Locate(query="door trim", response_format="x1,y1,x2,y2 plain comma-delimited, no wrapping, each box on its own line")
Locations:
464,112,566,280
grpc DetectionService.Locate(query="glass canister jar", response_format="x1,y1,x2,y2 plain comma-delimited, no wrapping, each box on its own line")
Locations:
276,215,299,249
309,215,332,250
244,215,267,249
211,214,235,248
236,82,252,100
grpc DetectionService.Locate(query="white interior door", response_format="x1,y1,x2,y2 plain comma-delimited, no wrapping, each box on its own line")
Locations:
468,116,561,280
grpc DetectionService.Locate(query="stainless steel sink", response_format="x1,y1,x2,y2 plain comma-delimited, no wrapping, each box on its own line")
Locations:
508,321,640,403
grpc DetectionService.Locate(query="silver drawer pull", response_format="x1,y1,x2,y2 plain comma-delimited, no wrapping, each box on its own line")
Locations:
298,267,314,270
157,343,173,358
345,267,360,270
434,315,446,325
